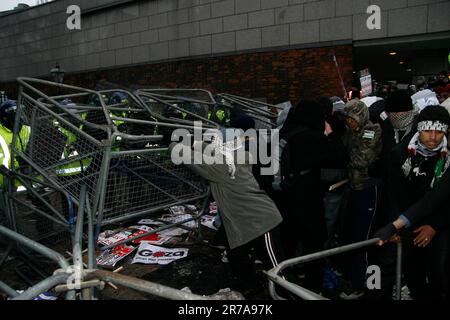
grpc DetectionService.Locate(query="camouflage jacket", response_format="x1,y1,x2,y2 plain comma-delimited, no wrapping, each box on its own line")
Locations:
344,100,382,190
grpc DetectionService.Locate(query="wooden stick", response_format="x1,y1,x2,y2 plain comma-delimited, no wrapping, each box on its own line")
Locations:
113,266,124,273
107,282,118,290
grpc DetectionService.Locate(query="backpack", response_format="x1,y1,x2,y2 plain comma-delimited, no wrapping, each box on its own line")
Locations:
272,126,311,191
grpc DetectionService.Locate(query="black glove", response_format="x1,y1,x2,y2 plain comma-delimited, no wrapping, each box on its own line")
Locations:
373,223,397,241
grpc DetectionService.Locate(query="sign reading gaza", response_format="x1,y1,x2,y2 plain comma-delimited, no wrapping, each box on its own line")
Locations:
64,4,382,31
131,242,189,265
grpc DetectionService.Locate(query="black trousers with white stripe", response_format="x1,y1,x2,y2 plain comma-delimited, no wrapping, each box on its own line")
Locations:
227,224,285,286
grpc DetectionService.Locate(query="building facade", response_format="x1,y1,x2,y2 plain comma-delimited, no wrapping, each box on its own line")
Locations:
0,0,449,102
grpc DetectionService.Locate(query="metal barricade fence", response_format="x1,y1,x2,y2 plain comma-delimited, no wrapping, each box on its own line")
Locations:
3,77,210,264
265,239,403,300
215,93,284,130
135,89,287,130
0,78,289,300
95,83,287,131
0,221,211,300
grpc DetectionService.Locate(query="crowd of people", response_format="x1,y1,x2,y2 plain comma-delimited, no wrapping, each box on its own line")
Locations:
189,70,450,300
1,69,449,300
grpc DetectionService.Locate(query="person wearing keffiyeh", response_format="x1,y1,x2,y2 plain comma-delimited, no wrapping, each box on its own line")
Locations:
372,105,450,300
168,116,287,298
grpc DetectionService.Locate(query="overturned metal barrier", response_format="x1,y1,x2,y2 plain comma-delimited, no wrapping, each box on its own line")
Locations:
215,93,283,129
5,78,209,259
265,239,403,300
0,216,212,301
0,225,69,270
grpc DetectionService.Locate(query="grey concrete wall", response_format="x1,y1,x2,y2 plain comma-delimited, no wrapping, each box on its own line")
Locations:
0,0,449,81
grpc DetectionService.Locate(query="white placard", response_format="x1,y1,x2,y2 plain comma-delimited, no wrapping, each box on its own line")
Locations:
132,243,189,265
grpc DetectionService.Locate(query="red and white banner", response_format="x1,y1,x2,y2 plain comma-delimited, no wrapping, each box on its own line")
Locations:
96,244,136,268
97,225,152,246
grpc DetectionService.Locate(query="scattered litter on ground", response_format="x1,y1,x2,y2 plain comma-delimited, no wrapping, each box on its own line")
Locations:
200,215,218,230
181,287,245,300
97,225,153,247
96,244,137,268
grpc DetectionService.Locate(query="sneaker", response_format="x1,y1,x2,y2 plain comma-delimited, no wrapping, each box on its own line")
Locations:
339,290,364,300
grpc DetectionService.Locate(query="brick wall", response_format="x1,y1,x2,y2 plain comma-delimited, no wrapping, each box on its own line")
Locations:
2,44,352,104
1,0,449,82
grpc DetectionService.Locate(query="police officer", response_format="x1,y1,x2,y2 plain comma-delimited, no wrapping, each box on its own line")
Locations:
0,99,30,190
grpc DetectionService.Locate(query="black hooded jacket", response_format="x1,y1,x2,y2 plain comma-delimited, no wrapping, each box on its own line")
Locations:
280,100,349,175
273,100,349,256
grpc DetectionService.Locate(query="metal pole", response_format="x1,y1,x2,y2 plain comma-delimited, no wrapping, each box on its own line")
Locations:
11,273,69,300
271,239,380,274
93,143,112,240
139,88,216,104
0,243,13,267
395,241,402,301
73,185,85,257
86,193,96,269
218,95,277,118
0,225,69,269
55,280,103,293
72,185,86,300
217,93,281,110
138,92,218,127
265,239,380,299
0,281,19,298
265,272,328,300
86,270,210,300
86,192,96,299
109,116,215,131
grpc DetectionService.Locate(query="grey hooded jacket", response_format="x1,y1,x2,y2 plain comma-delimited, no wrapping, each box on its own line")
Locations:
169,142,282,249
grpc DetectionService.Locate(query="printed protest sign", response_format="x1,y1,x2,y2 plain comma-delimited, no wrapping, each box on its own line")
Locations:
359,69,372,98
97,225,152,246
132,243,189,265
96,244,136,268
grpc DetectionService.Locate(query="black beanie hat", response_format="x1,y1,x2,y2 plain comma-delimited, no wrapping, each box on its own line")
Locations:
385,90,413,112
317,96,333,117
